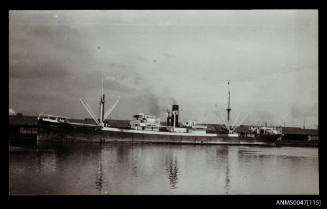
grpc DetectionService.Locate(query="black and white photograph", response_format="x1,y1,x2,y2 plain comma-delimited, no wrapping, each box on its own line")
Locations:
9,10,319,196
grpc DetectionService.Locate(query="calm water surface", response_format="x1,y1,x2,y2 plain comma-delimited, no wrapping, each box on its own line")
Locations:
9,143,319,195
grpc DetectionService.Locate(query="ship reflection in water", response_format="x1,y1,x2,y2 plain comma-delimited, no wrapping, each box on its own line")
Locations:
9,143,318,195
165,151,179,189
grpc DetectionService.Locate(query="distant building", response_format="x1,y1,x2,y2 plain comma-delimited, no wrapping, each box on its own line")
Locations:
9,108,16,116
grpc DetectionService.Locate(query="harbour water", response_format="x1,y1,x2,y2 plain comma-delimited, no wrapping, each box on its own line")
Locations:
9,143,319,195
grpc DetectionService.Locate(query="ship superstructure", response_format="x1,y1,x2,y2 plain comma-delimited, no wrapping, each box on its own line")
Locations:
183,121,207,134
130,113,160,131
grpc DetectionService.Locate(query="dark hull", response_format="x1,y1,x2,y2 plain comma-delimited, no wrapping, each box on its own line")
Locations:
37,123,280,146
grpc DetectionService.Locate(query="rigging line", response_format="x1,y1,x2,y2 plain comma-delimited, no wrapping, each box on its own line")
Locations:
231,111,241,128
104,96,121,120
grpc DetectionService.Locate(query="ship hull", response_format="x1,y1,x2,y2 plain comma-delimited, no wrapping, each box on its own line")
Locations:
37,123,280,146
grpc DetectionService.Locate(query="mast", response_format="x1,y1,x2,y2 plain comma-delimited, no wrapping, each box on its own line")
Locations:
226,80,232,129
99,73,105,125
80,73,120,127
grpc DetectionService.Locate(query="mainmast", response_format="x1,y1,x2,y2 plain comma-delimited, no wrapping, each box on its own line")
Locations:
99,74,105,125
226,80,232,129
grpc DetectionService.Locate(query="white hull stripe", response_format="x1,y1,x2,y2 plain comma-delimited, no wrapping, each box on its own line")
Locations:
101,127,231,137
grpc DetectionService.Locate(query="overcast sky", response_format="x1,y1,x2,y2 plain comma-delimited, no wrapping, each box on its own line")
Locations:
9,10,318,128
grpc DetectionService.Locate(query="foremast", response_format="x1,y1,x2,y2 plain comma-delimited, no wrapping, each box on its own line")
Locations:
80,74,120,128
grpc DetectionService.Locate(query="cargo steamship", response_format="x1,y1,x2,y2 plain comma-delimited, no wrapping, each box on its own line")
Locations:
37,81,281,145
